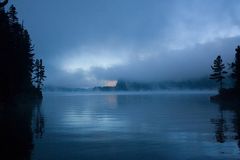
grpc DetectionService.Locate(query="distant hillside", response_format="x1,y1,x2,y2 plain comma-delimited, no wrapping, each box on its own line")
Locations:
45,77,220,92
104,77,218,91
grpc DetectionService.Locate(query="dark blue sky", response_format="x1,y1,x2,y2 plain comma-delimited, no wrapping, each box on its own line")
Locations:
11,0,240,87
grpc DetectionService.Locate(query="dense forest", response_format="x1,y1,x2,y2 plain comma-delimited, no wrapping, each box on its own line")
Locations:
0,1,45,102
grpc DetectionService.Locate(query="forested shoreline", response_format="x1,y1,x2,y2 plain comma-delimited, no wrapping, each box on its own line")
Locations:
210,46,240,101
0,1,45,102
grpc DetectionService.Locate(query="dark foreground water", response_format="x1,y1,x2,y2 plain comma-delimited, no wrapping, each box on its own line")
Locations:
1,91,240,160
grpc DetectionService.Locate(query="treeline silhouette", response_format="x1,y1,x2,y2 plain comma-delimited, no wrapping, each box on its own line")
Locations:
210,46,240,100
0,2,45,101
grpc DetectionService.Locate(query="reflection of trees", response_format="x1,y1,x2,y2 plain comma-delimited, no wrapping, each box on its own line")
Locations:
34,101,44,138
0,100,44,160
211,110,227,143
232,109,240,148
211,100,240,148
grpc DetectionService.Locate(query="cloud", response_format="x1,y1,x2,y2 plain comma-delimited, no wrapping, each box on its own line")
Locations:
160,0,240,50
58,45,130,73
17,0,240,87
90,37,239,83
47,36,240,87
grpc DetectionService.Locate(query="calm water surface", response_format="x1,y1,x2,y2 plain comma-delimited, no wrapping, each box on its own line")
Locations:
29,92,240,159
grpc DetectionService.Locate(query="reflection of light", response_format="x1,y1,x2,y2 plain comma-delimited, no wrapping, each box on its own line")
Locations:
106,95,117,109
62,109,126,132
104,80,117,87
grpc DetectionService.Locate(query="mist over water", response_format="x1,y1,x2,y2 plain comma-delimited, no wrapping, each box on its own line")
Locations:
2,1,240,159
29,92,240,160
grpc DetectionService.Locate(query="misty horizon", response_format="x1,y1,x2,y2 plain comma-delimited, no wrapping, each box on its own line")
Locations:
2,1,240,159
13,0,240,88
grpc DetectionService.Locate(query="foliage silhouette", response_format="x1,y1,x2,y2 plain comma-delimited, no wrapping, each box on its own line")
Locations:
0,3,45,101
230,46,240,91
210,46,240,102
210,55,227,90
33,59,46,91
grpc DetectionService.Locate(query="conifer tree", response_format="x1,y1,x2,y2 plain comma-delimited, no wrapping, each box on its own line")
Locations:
231,46,240,91
210,55,227,90
33,59,46,90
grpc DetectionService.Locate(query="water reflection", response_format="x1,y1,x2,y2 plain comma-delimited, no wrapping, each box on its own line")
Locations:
233,111,240,148
211,100,240,149
34,101,45,138
211,110,227,143
0,99,44,160
105,95,118,109
28,92,240,159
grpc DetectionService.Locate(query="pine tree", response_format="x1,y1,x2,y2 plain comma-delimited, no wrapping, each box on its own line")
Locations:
8,5,18,24
33,59,46,90
39,59,46,88
210,55,227,90
231,46,240,91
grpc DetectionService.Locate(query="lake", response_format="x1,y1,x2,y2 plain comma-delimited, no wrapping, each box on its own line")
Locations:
1,91,240,160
